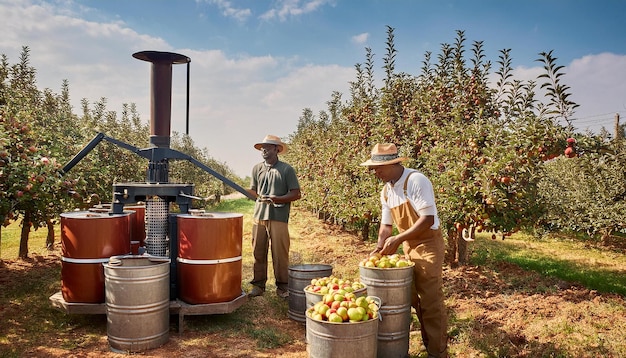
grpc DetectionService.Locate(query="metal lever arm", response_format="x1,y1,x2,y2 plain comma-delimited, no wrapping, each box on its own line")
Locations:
60,133,106,175
183,155,256,200
60,132,146,175
60,132,255,200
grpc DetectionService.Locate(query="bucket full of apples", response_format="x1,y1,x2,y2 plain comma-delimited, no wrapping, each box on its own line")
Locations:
303,275,367,310
305,293,381,358
359,253,415,358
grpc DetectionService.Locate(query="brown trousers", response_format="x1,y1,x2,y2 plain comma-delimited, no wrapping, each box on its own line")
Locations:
250,220,290,292
391,200,448,357
403,229,447,357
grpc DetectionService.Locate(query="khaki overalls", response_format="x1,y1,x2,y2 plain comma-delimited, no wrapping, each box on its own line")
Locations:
385,172,448,357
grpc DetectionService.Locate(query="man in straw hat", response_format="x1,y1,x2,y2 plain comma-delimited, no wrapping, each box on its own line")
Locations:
361,143,448,358
247,135,301,299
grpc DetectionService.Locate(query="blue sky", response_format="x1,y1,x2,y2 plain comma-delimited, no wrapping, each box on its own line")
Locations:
2,0,625,177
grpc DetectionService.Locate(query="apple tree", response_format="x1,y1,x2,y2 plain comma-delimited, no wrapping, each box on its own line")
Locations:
537,135,626,244
0,48,81,257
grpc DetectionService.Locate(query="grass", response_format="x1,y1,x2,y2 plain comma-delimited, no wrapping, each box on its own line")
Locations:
1,220,51,259
471,233,626,296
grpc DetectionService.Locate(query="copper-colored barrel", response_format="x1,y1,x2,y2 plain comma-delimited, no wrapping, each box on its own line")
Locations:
125,204,146,248
60,211,132,303
177,213,243,304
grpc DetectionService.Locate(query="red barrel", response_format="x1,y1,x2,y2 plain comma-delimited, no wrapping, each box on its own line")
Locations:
61,211,132,303
125,204,146,254
177,213,243,304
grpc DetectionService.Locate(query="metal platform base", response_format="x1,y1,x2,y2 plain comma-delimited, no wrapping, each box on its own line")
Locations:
170,292,248,333
49,291,248,333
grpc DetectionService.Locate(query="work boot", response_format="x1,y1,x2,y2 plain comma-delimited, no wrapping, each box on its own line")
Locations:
249,286,265,297
276,287,289,299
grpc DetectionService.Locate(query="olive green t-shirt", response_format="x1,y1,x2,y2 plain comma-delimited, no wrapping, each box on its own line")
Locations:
250,160,300,223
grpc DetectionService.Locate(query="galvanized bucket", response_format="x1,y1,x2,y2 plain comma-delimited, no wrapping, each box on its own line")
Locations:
287,264,333,322
104,256,171,353
359,265,414,358
306,314,379,358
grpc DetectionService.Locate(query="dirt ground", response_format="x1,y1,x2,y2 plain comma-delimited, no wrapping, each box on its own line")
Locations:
2,208,625,357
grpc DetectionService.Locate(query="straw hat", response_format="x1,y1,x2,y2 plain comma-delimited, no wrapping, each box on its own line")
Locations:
360,143,407,166
254,134,287,154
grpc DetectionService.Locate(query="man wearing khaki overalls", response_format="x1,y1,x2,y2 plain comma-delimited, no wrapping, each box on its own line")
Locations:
361,143,448,358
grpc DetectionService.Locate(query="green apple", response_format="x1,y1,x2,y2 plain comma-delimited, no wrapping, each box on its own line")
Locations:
347,307,363,321
336,306,349,321
328,312,343,323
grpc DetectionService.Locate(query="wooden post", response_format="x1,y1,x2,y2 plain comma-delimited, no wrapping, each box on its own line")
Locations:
615,113,622,140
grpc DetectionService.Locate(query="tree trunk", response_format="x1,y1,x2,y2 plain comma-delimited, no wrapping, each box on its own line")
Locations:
46,219,55,250
457,225,474,265
458,233,468,265
18,211,31,258
445,228,458,267
361,221,370,242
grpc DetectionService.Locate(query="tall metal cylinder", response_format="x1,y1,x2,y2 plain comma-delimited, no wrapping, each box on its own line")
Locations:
132,51,190,149
145,196,168,257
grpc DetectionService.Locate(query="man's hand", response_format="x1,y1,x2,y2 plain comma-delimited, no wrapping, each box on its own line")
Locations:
380,235,402,255
369,246,383,256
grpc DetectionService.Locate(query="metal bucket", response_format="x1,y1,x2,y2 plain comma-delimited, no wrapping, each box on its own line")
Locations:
288,264,333,323
306,314,378,358
305,285,367,310
177,213,243,304
60,211,131,303
104,256,171,353
359,265,414,358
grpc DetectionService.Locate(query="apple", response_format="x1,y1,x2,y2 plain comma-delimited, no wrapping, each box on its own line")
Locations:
336,306,349,321
328,312,343,323
355,296,369,309
356,307,368,321
396,260,410,267
347,307,363,321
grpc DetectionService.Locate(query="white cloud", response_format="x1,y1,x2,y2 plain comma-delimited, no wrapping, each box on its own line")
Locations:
207,0,251,22
260,0,335,21
566,53,626,133
352,33,369,45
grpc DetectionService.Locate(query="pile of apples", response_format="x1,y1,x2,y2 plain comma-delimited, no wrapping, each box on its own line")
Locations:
304,275,366,295
306,292,379,323
359,253,414,268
